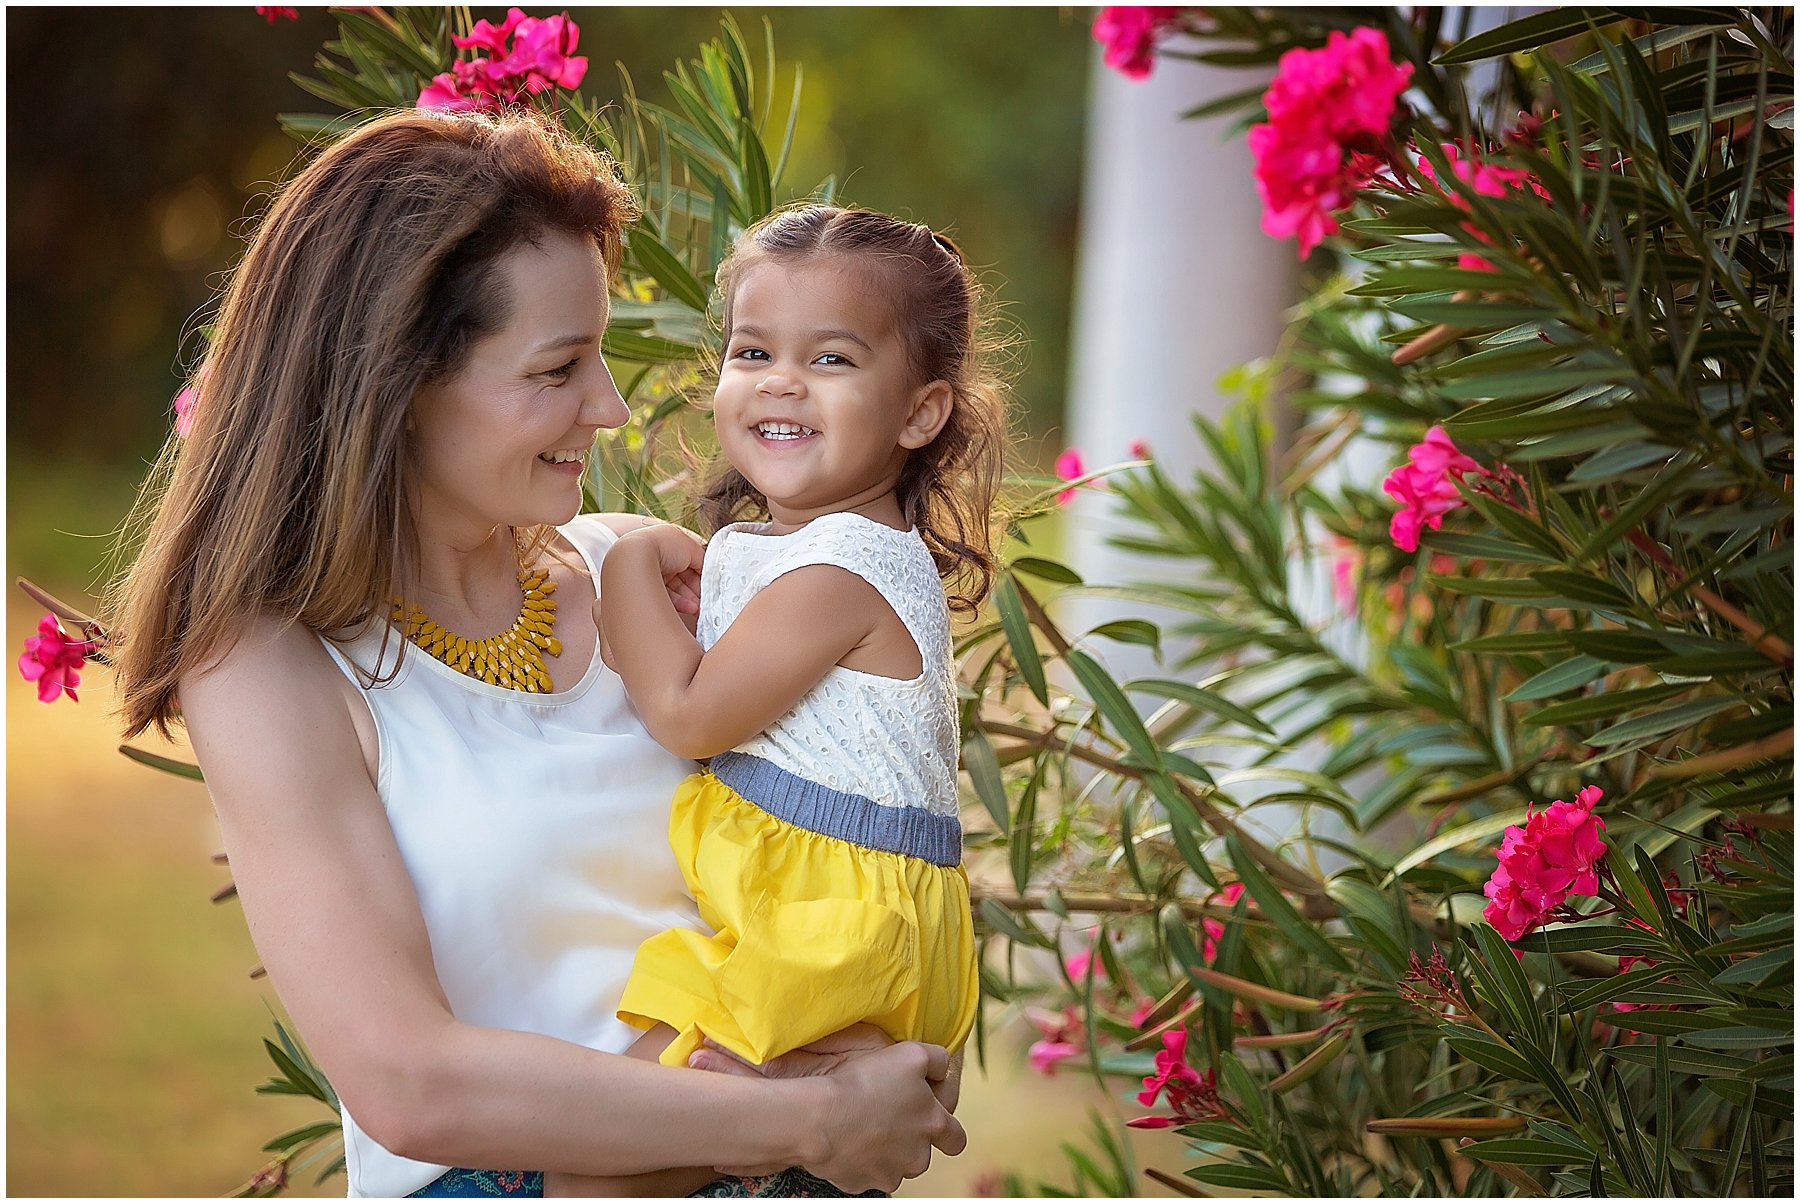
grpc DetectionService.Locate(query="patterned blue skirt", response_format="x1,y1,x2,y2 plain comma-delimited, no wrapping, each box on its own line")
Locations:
409,1167,883,1197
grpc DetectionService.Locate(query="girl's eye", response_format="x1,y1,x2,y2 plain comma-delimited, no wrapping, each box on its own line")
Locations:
815,352,853,367
733,347,769,362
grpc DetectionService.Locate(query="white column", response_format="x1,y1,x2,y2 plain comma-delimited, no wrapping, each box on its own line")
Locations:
1060,43,1295,655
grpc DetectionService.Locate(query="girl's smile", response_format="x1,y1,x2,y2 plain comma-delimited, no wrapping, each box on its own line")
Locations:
715,257,940,528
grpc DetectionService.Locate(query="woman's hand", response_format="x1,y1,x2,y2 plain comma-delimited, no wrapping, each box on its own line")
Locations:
693,1030,966,1192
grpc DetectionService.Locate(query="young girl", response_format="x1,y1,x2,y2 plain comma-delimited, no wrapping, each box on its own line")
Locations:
548,206,1005,1197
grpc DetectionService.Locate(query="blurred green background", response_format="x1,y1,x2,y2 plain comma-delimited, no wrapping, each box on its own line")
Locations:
6,6,1185,1197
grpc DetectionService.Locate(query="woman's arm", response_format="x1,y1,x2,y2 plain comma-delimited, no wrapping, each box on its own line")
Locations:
598,525,896,759
180,616,962,1187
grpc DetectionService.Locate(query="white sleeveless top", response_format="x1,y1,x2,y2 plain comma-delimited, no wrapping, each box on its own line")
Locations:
699,511,960,819
318,514,701,1198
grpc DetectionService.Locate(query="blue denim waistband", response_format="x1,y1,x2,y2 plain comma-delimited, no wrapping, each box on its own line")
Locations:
709,751,963,867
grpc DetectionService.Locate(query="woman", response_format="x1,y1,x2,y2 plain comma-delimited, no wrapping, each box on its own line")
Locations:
105,108,964,1198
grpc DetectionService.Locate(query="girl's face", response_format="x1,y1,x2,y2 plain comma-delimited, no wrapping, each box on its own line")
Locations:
408,231,627,538
715,256,949,527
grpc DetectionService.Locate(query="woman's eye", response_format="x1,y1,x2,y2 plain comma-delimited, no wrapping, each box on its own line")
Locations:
543,358,580,381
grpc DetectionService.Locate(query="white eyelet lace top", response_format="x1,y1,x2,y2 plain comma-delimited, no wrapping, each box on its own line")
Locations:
699,511,960,819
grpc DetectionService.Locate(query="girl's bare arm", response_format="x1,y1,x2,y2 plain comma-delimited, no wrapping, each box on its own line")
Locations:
599,525,907,760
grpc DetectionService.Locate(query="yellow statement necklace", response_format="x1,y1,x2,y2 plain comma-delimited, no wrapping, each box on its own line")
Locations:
391,565,561,692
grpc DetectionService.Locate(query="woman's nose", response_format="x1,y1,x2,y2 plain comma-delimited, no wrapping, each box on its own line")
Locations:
581,358,631,430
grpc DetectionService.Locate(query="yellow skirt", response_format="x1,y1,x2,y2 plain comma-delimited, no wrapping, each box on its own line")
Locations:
617,768,978,1069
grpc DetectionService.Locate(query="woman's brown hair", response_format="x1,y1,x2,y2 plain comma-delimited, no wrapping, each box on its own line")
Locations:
106,108,638,739
697,206,1009,615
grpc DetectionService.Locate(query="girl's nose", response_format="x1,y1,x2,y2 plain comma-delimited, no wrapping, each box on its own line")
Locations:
581,358,631,430
756,365,802,398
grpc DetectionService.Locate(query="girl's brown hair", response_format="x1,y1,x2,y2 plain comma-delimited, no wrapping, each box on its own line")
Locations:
697,206,1009,615
106,108,638,739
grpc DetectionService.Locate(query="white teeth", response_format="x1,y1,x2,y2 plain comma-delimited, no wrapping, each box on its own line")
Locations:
539,449,585,464
757,422,816,440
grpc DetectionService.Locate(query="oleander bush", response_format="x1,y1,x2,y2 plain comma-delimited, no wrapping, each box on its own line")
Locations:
964,6,1791,1196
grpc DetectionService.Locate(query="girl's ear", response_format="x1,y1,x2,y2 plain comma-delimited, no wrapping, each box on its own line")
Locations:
898,380,953,450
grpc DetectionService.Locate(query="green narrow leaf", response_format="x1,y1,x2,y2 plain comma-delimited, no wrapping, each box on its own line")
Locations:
1010,761,1042,895
1458,1138,1596,1166
1528,570,1638,611
737,116,774,221
625,229,711,312
978,896,1051,949
1127,678,1276,735
992,576,1047,706
1445,1033,1541,1082
1229,836,1352,973
1385,810,1528,883
1524,682,1689,725
118,744,204,781
1010,556,1082,585
1503,655,1610,701
1217,1051,1267,1136
602,328,699,364
262,1040,331,1107
1186,1163,1292,1192
1586,696,1745,745
262,1120,345,1154
960,731,1008,835
1066,648,1161,769
1575,462,1699,561
1436,8,1624,64
1089,619,1161,655
1451,632,1571,655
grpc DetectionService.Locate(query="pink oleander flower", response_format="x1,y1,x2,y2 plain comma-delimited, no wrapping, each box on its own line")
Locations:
1054,447,1084,506
1092,7,1186,81
173,384,198,438
1129,1028,1226,1128
19,613,91,704
1382,427,1486,552
172,360,210,439
255,6,298,21
1065,944,1103,982
420,59,509,113
1200,883,1245,962
1028,1038,1082,1074
1330,538,1360,617
1482,785,1607,941
1414,142,1548,270
420,8,587,111
453,7,529,55
1137,1028,1202,1106
501,12,588,92
1249,27,1413,257
1026,1005,1084,1075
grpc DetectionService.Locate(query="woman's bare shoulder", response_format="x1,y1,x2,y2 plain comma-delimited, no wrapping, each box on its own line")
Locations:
178,613,358,737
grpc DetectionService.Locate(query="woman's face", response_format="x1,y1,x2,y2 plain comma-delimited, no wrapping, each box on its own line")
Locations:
408,230,626,537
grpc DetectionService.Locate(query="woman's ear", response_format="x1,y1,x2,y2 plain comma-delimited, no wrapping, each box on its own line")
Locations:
898,380,953,450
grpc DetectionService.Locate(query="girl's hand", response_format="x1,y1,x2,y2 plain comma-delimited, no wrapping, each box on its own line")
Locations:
696,1032,966,1191
620,523,706,616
